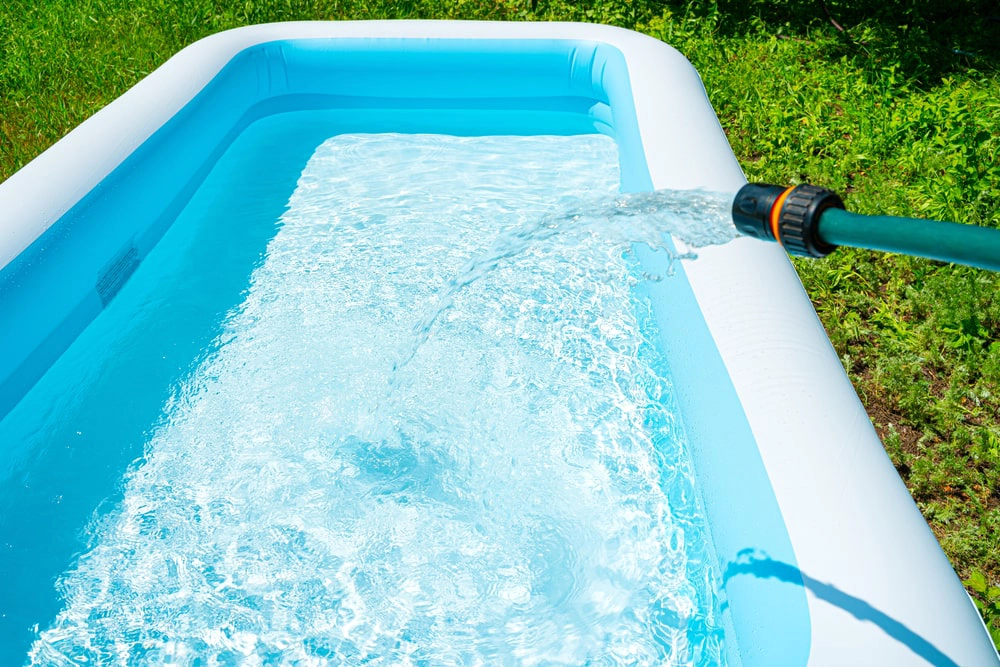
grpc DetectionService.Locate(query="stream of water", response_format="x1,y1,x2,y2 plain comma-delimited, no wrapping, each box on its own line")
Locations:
393,188,736,376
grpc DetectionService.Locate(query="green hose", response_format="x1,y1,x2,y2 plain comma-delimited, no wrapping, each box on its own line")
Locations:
730,183,1000,272
818,208,1000,272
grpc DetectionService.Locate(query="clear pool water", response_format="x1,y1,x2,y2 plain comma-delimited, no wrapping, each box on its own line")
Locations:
1,116,725,665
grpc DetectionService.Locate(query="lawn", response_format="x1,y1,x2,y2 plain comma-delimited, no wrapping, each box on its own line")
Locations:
3,0,999,643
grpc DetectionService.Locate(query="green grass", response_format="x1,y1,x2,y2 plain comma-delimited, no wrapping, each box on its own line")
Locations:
3,0,1000,645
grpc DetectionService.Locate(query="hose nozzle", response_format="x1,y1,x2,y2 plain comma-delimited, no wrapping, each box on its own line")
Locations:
732,183,844,258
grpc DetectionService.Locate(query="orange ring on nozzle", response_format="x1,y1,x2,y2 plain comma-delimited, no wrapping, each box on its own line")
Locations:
769,186,795,244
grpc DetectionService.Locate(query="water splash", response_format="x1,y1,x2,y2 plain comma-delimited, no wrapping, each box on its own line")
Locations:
393,188,737,376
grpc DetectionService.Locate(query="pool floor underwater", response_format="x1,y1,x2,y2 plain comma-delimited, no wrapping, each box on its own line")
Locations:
0,118,725,665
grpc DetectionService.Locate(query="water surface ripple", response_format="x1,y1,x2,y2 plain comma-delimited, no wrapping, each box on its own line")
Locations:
29,133,732,666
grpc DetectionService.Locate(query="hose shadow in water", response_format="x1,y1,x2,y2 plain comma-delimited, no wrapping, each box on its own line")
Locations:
723,549,960,667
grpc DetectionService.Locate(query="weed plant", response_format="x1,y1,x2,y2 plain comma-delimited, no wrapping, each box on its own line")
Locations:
2,0,999,645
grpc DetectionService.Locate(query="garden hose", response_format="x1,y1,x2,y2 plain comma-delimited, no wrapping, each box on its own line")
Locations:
731,184,1000,272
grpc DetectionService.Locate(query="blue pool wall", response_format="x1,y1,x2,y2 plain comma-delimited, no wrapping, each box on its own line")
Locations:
0,38,810,664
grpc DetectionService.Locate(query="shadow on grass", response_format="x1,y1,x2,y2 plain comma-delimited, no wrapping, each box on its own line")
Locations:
664,0,1000,83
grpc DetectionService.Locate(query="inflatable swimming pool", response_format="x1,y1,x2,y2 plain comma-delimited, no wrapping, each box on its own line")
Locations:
0,20,996,666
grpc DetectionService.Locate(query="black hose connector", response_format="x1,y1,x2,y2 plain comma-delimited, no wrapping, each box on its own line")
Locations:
732,183,845,258
731,183,787,242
